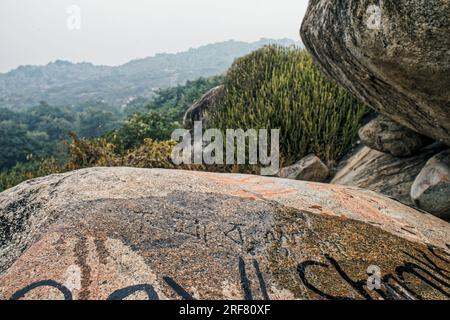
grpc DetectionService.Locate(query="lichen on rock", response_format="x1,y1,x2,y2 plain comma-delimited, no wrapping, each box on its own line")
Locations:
0,168,449,300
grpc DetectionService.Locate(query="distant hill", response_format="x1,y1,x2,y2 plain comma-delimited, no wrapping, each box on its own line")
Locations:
0,38,301,109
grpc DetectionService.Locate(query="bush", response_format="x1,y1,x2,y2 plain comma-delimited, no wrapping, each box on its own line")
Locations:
66,133,204,172
0,49,368,192
122,139,178,169
106,112,180,151
210,46,368,166
0,158,63,192
109,76,225,151
66,132,119,170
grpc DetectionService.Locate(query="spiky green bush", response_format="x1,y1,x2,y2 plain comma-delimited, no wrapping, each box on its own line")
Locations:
210,46,368,166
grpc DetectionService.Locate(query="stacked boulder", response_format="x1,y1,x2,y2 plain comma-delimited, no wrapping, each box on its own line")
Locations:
300,0,450,144
301,0,450,220
358,115,432,158
332,116,449,219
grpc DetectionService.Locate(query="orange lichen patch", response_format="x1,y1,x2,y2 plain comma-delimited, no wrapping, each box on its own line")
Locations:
304,182,433,240
192,172,274,187
308,182,396,224
230,188,297,201
193,172,297,200
305,182,348,193
229,190,258,200
301,182,450,249
237,175,265,182
350,189,421,218
341,192,393,223
249,188,297,198
188,172,302,203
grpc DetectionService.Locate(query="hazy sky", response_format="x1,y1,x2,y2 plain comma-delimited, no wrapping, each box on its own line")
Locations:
0,0,308,73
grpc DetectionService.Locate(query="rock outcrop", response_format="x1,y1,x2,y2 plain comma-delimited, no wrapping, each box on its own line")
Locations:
411,150,450,219
183,85,225,130
332,144,447,206
279,154,329,182
0,167,449,300
359,115,432,158
300,1,450,145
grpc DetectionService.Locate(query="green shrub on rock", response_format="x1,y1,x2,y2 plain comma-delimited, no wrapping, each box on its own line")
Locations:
210,45,368,166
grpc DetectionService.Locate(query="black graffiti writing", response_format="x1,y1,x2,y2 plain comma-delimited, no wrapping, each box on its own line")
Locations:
163,276,195,300
10,279,183,301
10,248,448,301
107,284,159,300
297,247,450,300
239,257,270,300
9,257,268,301
10,280,73,300
298,261,350,300
253,259,270,300
239,257,253,300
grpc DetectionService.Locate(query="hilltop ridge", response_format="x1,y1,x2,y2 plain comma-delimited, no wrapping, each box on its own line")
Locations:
0,38,300,109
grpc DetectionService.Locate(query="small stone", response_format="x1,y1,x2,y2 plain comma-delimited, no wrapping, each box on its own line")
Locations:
359,115,432,157
411,150,450,219
279,154,329,182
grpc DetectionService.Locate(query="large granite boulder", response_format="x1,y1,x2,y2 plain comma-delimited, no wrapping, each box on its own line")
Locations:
359,115,432,157
301,1,450,145
411,150,450,219
183,85,225,130
0,167,449,300
332,144,446,206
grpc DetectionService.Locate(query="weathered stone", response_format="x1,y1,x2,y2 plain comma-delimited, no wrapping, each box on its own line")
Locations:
301,1,450,145
183,85,225,130
279,154,329,182
0,167,449,300
411,150,450,219
359,115,432,157
332,144,446,206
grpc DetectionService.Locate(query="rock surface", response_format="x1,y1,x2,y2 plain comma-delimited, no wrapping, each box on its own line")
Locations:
300,1,450,145
359,115,432,157
183,85,225,130
332,144,447,206
279,154,329,182
0,167,449,300
411,150,450,219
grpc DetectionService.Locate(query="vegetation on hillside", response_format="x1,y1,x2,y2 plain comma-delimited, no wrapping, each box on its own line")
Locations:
0,39,297,109
0,76,223,191
65,134,203,172
107,76,224,151
0,46,368,192
210,45,368,166
0,102,122,170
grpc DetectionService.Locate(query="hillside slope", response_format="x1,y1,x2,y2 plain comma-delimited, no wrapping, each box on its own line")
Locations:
0,39,300,109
